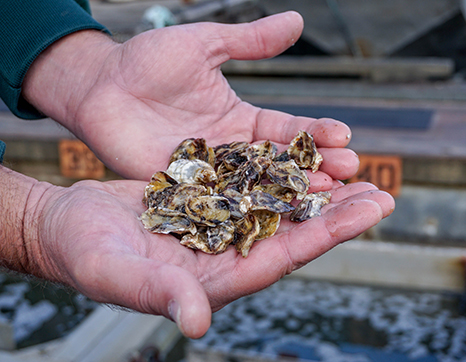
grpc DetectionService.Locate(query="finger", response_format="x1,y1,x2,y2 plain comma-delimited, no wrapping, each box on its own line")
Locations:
77,252,211,339
307,171,334,192
325,189,395,219
319,148,359,180
330,182,379,203
254,109,352,148
222,195,391,298
206,11,303,65
263,197,390,272
280,186,393,234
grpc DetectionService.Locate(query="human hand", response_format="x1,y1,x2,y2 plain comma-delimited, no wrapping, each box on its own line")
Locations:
23,11,357,186
30,178,394,338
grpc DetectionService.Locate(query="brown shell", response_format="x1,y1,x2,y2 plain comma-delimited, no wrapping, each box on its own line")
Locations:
287,130,323,172
206,220,235,253
180,232,213,254
143,171,178,207
185,195,230,227
234,214,261,258
290,191,332,222
219,188,245,219
239,190,295,214
151,183,208,211
181,220,235,254
216,156,272,194
253,184,297,203
266,160,310,199
244,140,278,161
140,208,196,235
169,138,215,167
253,210,281,240
214,141,249,171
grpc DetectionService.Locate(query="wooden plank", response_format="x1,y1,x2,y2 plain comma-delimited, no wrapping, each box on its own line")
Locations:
293,240,466,292
222,56,454,81
58,140,105,180
348,154,402,197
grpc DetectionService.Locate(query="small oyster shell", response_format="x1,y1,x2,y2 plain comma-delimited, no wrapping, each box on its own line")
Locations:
244,140,277,161
266,160,310,199
185,195,230,227
234,214,261,258
217,156,272,194
166,159,217,184
214,141,249,171
180,231,213,254
253,184,297,203
169,138,215,167
219,188,244,219
151,183,208,211
254,210,281,240
140,208,196,235
239,190,295,214
287,130,323,172
290,191,332,222
181,220,235,254
273,151,290,163
206,220,235,253
143,171,178,207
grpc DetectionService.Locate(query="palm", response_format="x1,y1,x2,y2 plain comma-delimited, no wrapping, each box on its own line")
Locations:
42,178,394,338
76,26,250,179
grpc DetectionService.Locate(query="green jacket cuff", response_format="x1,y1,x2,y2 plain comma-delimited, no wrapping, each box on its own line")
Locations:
0,0,110,120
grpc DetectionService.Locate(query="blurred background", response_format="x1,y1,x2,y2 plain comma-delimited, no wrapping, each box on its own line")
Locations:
1,0,466,361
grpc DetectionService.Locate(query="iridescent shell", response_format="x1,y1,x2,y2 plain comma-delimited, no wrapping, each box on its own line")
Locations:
266,160,310,199
234,214,260,258
169,138,215,167
139,208,196,235
239,190,295,214
143,171,178,207
287,130,323,172
253,210,281,240
185,195,230,227
253,184,297,203
166,159,217,184
290,191,332,222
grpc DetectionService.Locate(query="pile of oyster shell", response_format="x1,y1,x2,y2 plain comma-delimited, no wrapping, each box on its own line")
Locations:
140,131,331,257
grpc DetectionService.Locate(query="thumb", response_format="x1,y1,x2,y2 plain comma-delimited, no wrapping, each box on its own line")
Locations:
205,11,304,64
77,253,212,339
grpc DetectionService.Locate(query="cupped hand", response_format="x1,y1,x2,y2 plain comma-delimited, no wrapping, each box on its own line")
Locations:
28,11,356,183
36,178,394,339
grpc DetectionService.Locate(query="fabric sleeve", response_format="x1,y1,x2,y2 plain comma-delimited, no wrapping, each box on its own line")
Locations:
0,0,110,120
0,140,5,164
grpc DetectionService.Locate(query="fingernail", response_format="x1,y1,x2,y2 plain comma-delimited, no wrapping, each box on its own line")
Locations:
168,299,182,328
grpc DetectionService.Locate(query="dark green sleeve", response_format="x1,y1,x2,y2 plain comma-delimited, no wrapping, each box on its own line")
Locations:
0,0,110,120
0,140,5,164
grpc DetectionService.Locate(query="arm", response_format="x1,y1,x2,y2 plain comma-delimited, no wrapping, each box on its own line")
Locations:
0,166,50,277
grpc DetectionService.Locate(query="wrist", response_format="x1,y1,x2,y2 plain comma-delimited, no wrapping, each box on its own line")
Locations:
22,30,117,132
0,166,63,282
